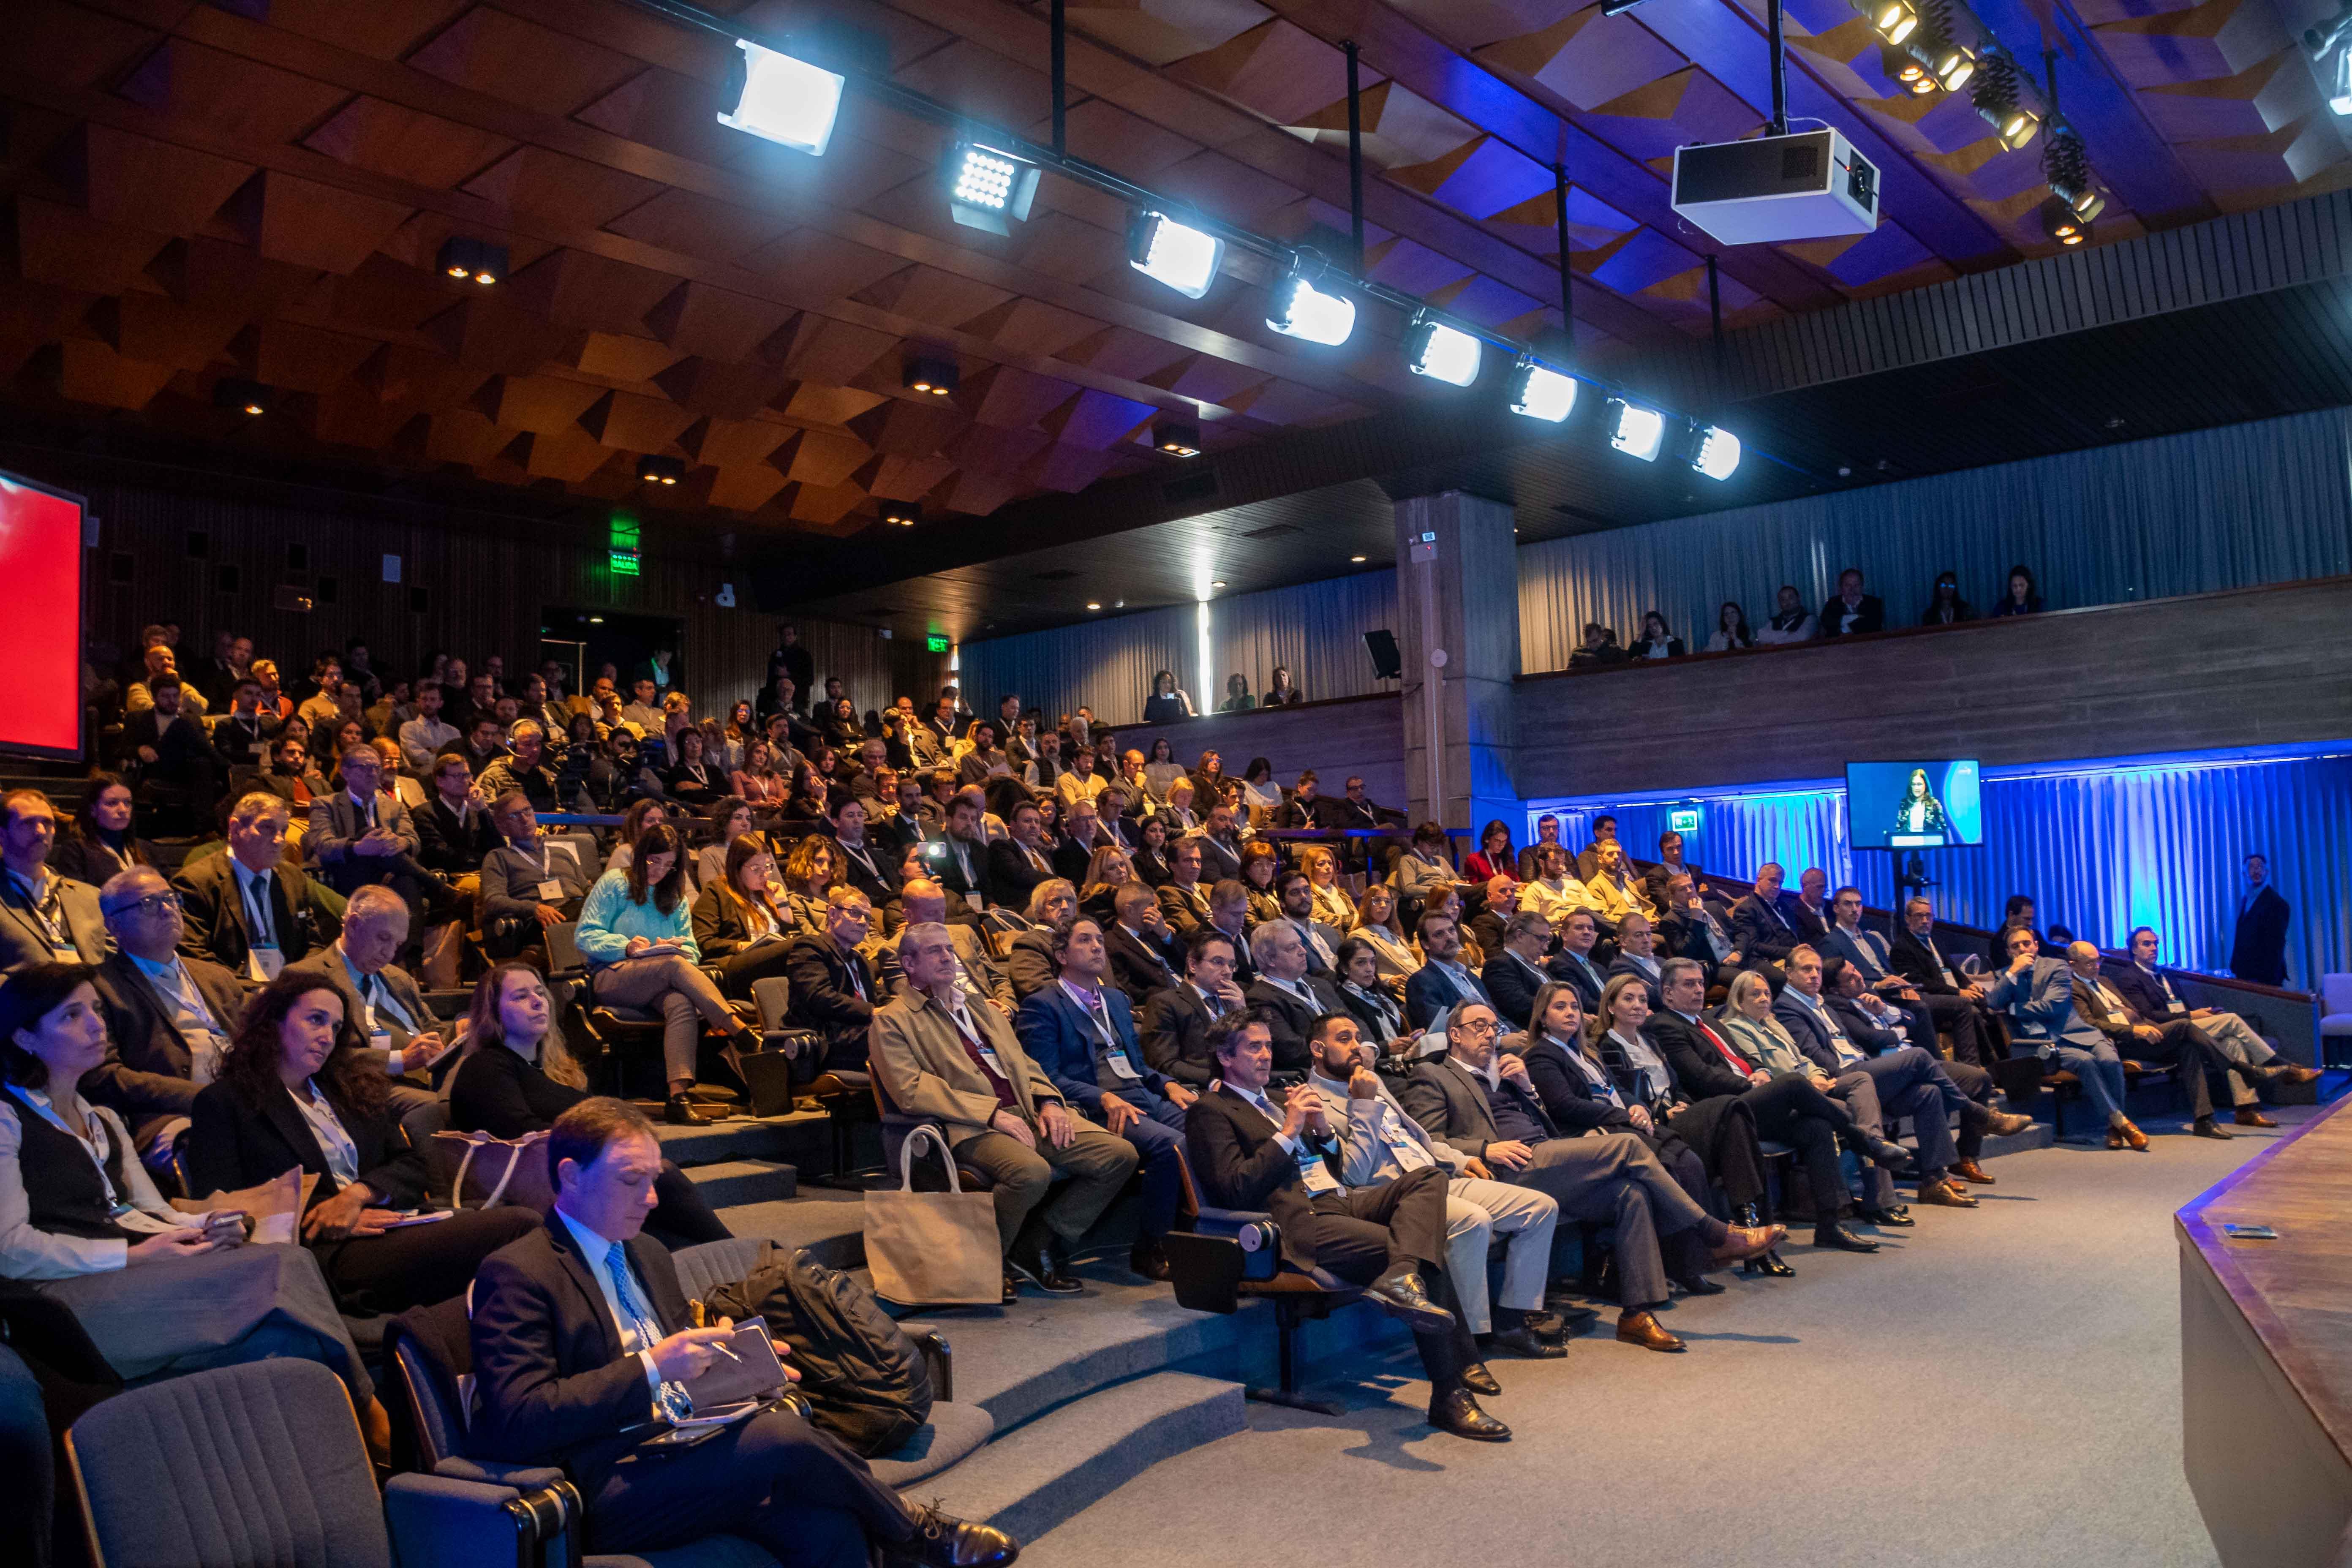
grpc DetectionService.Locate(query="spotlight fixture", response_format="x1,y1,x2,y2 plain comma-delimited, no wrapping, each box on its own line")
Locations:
2331,42,2352,115
2038,194,2088,246
1854,0,1919,46
1688,423,1742,480
879,500,921,527
436,236,507,285
946,142,1040,235
1402,312,1483,387
1606,399,1666,462
1153,421,1202,458
1505,355,1579,423
214,378,273,416
1897,2,1973,95
1968,49,2039,151
902,357,958,397
1266,265,1356,346
2042,122,2104,222
635,455,684,486
717,38,845,157
1930,42,1974,90
1128,211,1223,298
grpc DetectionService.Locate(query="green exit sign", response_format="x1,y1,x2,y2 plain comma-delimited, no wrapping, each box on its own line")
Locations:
608,548,641,577
1669,808,1700,835
926,634,950,654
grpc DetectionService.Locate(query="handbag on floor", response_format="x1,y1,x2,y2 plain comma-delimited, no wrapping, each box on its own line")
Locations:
433,1129,557,1213
863,1125,1001,1307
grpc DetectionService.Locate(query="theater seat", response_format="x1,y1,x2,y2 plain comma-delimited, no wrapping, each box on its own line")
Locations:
1165,1207,1363,1415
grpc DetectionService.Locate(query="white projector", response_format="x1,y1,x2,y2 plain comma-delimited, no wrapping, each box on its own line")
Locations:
1671,129,1878,245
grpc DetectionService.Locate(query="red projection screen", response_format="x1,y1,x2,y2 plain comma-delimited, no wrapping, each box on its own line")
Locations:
0,472,86,760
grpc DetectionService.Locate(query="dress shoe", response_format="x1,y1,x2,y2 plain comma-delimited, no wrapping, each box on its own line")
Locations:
1428,1386,1512,1441
1127,1239,1171,1281
1742,1249,1795,1279
1707,1223,1786,1264
1459,1361,1503,1395
2105,1128,2128,1151
1671,1274,1727,1297
2191,1116,2234,1141
1866,1138,1916,1171
1985,1111,2035,1136
2118,1119,2151,1152
1857,1206,1915,1227
1950,1159,1996,1185
1615,1309,1685,1353
684,1081,743,1104
664,1094,710,1126
2234,1107,2278,1128
1521,1309,1573,1339
1916,1181,1978,1209
1362,1269,1454,1333
1538,1300,1603,1329
1006,1250,1083,1296
1486,1325,1569,1359
2280,1064,2322,1085
1000,1271,1018,1305
1813,1225,1880,1253
892,1504,1020,1568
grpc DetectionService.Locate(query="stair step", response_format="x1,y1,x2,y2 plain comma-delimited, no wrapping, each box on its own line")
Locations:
926,1372,1244,1540
651,1112,825,1167
681,1158,797,1206
713,1186,868,1271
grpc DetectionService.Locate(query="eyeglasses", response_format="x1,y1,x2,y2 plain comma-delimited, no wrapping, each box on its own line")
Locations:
105,893,182,917
1456,1018,1500,1037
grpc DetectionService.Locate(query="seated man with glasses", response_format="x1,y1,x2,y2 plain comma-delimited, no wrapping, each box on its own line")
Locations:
85,866,250,1173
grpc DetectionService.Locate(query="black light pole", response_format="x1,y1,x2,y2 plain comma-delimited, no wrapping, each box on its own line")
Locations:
1553,160,1574,356
1344,40,1366,274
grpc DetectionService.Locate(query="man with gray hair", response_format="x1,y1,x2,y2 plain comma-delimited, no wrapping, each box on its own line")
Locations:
2063,939,2285,1141
173,792,340,980
286,884,455,1144
874,879,1012,1013
308,743,438,954
86,865,243,1166
479,718,558,811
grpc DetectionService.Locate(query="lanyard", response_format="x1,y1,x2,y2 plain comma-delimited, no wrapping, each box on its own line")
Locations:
19,1090,124,1210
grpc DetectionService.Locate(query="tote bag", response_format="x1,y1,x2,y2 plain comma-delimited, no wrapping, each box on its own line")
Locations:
863,1125,1002,1306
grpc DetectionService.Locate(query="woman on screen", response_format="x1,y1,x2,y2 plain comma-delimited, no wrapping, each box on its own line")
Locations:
1892,768,1952,837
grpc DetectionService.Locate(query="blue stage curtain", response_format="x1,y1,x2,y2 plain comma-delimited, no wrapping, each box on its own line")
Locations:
1531,751,2352,988
1517,408,2352,674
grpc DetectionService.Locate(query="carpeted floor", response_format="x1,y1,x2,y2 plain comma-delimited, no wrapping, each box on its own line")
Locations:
1025,1111,2313,1568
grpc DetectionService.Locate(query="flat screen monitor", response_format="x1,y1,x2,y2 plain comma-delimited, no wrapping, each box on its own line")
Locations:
0,472,86,760
1846,760,1982,850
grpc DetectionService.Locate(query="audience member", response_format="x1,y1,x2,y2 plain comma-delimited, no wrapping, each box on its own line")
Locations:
1821,957,2020,1187
1546,909,1610,1012
1407,912,1494,1029
2112,927,2314,1119
0,792,105,972
2063,940,2284,1140
2229,853,2291,986
479,792,590,958
1217,673,1255,713
1606,911,1666,1004
1141,669,1195,722
307,746,435,944
1820,567,1884,637
690,837,799,999
1101,882,1184,1006
1704,601,1754,651
1984,927,2141,1150
1347,884,1418,980
84,868,237,1167
175,795,337,980
1757,584,1816,645
1263,667,1302,706
1245,922,1344,1073
1819,886,1982,1064
481,720,559,811
1464,822,1516,885
1730,861,1804,970
50,777,152,891
280,885,453,1145
1480,909,1557,1031
1920,571,1974,625
877,881,1011,1013
1628,612,1684,659
780,886,882,1078
1990,564,2043,617
1391,822,1460,906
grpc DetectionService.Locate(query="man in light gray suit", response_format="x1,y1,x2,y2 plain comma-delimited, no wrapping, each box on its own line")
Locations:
306,745,438,953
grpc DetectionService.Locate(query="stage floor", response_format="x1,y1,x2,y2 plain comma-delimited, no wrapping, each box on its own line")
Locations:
1025,1108,2322,1568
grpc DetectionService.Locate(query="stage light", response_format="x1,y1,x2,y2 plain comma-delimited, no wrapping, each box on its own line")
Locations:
902,357,958,397
2332,45,2352,115
1692,425,1742,480
1154,422,1202,457
946,142,1040,235
717,38,845,157
1403,312,1482,387
2039,194,2088,246
636,455,684,486
1266,267,1356,346
1856,0,1919,46
1086,602,1102,610
1505,356,1579,423
1969,50,2039,150
1931,44,1974,90
1129,211,1222,299
880,500,921,526
436,236,506,285
214,378,273,416
2043,124,2105,224
1607,399,1665,462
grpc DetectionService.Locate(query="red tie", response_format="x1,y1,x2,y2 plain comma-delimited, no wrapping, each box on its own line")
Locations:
1698,1021,1751,1074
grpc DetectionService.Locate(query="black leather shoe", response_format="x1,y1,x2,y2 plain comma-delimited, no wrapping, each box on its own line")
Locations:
1867,1139,1916,1171
663,1094,709,1126
1671,1274,1727,1296
2192,1117,2234,1140
1427,1386,1511,1442
1857,1206,1916,1227
1521,1309,1574,1339
1362,1269,1454,1333
1460,1361,1503,1395
1488,1325,1569,1358
894,1504,1020,1568
1742,1250,1795,1278
1007,1251,1083,1296
1814,1225,1881,1253
1127,1239,1171,1281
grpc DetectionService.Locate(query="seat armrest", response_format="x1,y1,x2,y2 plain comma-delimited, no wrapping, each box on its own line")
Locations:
431,1456,569,1489
911,1328,953,1403
386,1472,580,1568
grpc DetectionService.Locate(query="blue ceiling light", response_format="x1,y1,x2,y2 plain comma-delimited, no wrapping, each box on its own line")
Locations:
1402,311,1483,386
1505,356,1579,422
1607,398,1666,461
1266,266,1356,346
947,142,1041,234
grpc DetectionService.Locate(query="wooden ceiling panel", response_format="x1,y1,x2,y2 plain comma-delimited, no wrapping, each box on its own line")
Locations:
262,0,475,61
739,227,911,307
56,337,177,409
649,354,793,418
863,451,959,500
249,170,415,274
705,462,792,511
682,413,791,468
405,5,647,119
850,264,1018,334
421,293,578,374
776,429,874,487
15,0,162,90
114,38,354,148
776,316,899,387
245,319,383,393
642,279,799,362
76,124,255,238
472,370,609,434
13,198,173,296
301,95,518,190
577,385,702,450
88,292,245,372
504,246,682,336
572,66,747,167
569,328,684,382
781,380,891,427
460,144,667,231
599,187,796,265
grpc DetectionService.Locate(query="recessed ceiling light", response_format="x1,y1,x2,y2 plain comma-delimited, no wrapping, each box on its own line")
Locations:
1211,580,1227,589
1350,554,1367,563
587,615,604,624
1086,602,1102,610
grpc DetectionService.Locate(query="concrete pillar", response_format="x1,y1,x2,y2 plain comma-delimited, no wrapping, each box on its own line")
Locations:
1393,490,1521,837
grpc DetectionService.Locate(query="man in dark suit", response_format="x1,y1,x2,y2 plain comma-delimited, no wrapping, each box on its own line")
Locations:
2110,926,2316,1120
1823,957,2027,1187
2063,939,2279,1140
1729,862,1804,972
1154,840,1214,941
1572,815,1622,885
1656,872,1740,989
307,745,437,949
1514,814,1564,882
468,1098,1013,1567
174,794,340,981
1544,909,1610,1013
1192,802,1244,883
1203,880,1258,986
1605,912,1668,1007
1479,909,1557,1030
2229,854,2291,986
784,892,882,1073
1013,914,1197,1279
1887,896,2004,1066
1820,885,1982,1063
85,866,245,1165
1103,883,1185,1007
1263,871,1343,977
414,753,499,877
873,880,1013,1014
1400,1002,1778,1351
1184,1010,1504,1441
1818,566,1885,637
984,800,1058,911
0,791,106,974
1243,922,1344,1074
1639,829,1708,908
1140,930,1244,1089
925,795,995,912
1405,911,1492,1031
1276,770,1331,830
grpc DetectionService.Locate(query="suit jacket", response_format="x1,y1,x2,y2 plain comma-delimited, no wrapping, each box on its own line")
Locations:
1244,974,1343,1074
282,945,435,1059
1479,950,1553,1030
1140,983,1229,1088
1889,927,1969,996
307,790,422,893
1826,993,1909,1056
466,1215,693,1489
0,871,106,972
1104,920,1185,1008
1606,953,1666,1009
2070,973,2153,1042
1642,1010,1754,1101
1820,925,1902,989
2108,963,2195,1023
985,838,1059,909
1520,1034,1639,1136
1660,904,1737,968
1259,914,1343,977
782,935,878,1072
1820,593,1886,636
1400,1057,1559,1160
84,950,245,1144
1013,983,1170,1116
415,797,500,875
1302,1071,1463,1186
1545,948,1609,1014
1003,926,1058,1000
1771,988,1864,1073
172,854,338,975
1193,833,1243,884
868,985,1071,1138
185,1074,427,1213
1181,1084,1343,1273
1640,858,1708,906
1155,879,1215,941
1406,959,1493,1031
1730,893,1804,965
1984,957,2101,1052
873,923,1013,1013
2230,885,2290,986
926,832,995,910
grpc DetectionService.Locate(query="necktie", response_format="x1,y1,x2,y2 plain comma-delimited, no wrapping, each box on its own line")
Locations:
244,871,277,946
1699,1020,1749,1074
605,1241,692,1421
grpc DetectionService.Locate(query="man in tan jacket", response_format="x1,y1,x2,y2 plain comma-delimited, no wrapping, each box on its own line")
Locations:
870,922,1138,1300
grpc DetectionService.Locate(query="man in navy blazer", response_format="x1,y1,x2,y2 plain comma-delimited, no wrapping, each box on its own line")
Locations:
2228,854,2291,986
1013,912,1196,1279
1406,910,1493,1030
1729,862,1805,971
1819,885,1986,1065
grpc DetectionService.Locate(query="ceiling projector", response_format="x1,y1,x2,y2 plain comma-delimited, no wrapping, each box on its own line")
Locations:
1671,128,1879,245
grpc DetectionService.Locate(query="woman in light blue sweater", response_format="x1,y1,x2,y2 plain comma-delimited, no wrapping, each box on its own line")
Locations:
577,823,759,1125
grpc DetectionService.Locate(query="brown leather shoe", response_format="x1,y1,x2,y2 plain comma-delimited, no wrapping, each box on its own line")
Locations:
2106,1128,2127,1150
1949,1159,1996,1185
2119,1119,2150,1152
1707,1223,1786,1264
1985,1111,2035,1137
1916,1180,1979,1208
1615,1309,1685,1353
2234,1107,2279,1127
2282,1064,2322,1085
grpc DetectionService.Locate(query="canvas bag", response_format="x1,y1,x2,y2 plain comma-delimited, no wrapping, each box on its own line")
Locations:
862,1125,1001,1306
433,1128,558,1213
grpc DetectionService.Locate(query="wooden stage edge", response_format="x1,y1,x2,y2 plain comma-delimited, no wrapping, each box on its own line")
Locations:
2178,1092,2352,1568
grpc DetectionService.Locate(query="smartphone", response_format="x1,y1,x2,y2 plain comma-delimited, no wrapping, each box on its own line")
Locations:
2220,1223,2279,1240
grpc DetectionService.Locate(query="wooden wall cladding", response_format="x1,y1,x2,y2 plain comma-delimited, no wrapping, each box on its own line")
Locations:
1105,694,1408,813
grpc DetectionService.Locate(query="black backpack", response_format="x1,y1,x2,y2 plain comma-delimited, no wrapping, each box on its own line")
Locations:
705,1241,933,1456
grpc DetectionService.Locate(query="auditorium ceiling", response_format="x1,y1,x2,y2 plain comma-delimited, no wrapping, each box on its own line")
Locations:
0,0,2345,561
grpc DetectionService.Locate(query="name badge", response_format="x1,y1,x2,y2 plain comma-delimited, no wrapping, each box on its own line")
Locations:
538,879,565,901
977,1045,1008,1078
247,741,266,757
1103,1046,1143,1081
1296,1145,1340,1193
1939,969,1957,989
370,1029,393,1053
2167,999,2187,1015
248,946,285,982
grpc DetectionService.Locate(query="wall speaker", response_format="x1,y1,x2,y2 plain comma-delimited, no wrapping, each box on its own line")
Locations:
1364,629,1402,680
